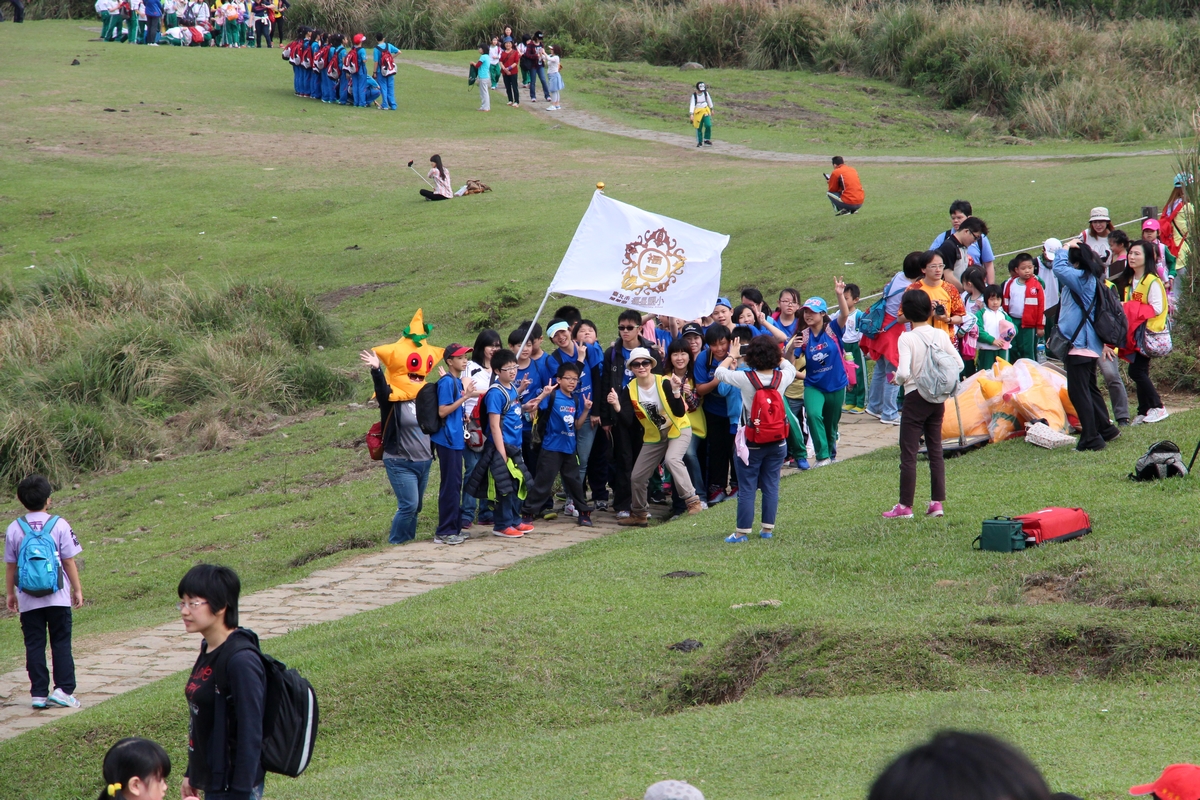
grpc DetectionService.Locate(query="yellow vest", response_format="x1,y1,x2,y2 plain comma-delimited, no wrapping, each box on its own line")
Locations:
1127,274,1169,333
628,377,690,443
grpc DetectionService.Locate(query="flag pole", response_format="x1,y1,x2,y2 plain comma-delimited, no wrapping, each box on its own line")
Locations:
516,286,555,356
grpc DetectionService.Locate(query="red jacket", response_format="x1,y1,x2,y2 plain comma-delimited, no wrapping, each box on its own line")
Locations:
1003,277,1044,329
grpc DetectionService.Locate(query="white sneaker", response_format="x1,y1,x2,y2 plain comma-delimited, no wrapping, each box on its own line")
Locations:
815,458,832,467
563,501,579,518
1144,407,1170,423
48,688,81,709
616,510,630,520
1131,414,1146,425
31,697,47,709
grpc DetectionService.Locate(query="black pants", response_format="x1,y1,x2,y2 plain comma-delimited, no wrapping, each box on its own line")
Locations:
704,409,733,494
1066,354,1118,450
898,392,945,508
21,606,75,697
420,189,449,201
255,18,272,46
1,0,25,22
827,193,861,214
609,422,643,512
522,449,590,517
434,443,463,537
502,73,520,104
1128,352,1162,416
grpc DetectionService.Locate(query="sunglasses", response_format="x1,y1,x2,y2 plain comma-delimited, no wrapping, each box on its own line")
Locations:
618,325,639,332
629,360,652,369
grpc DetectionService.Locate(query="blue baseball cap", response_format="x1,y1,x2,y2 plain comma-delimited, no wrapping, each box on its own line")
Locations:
714,296,732,309
801,297,828,314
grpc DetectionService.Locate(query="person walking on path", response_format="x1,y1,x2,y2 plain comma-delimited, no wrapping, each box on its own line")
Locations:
5,475,84,711
431,343,479,546
689,82,713,147
543,44,564,110
499,39,520,106
883,290,962,520
825,156,863,215
471,44,491,112
798,295,848,466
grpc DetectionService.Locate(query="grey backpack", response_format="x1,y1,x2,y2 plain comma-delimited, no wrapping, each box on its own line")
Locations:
1130,441,1188,481
915,334,960,404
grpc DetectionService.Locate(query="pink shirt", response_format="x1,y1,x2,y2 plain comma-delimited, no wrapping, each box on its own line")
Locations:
5,511,81,613
428,167,452,199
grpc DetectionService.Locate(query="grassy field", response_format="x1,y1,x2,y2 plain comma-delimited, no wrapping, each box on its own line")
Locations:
1,20,1198,800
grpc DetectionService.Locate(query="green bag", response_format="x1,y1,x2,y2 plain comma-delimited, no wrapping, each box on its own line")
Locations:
974,517,1026,552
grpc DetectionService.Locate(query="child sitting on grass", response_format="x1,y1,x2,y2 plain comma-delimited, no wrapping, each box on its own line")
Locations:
1003,253,1044,362
975,284,1014,373
5,475,84,711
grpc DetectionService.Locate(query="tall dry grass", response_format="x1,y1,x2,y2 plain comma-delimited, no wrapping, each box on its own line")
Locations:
0,265,353,488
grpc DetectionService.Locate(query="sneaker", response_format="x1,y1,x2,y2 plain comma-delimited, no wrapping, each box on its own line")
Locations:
555,490,568,501
31,697,47,709
459,529,471,540
880,417,901,426
578,513,593,527
696,142,703,148
815,458,832,467
1131,414,1146,426
542,510,558,521
724,533,748,544
1145,407,1170,423
926,501,944,518
842,403,854,412
48,688,81,709
493,527,524,538
849,407,865,414
864,408,881,419
703,139,712,146
882,504,914,519
516,522,535,533
798,458,811,470
616,510,630,520
729,484,739,496
434,533,465,545
759,530,774,539
650,493,669,506
593,500,609,512
707,488,727,505
563,501,578,518
1118,419,1131,427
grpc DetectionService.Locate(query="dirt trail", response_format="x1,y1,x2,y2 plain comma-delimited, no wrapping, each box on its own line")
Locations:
401,59,1171,165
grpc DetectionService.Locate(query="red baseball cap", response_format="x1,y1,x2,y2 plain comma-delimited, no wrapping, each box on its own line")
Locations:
1130,764,1200,800
352,33,365,45
444,343,472,358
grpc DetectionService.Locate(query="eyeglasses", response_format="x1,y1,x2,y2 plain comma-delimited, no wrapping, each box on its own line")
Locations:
630,360,652,369
176,600,209,611
618,325,639,332
499,365,518,373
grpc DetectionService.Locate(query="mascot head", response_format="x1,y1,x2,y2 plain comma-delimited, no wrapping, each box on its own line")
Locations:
373,309,444,402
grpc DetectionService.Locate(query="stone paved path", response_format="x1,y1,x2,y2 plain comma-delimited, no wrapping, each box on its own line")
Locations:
0,414,897,741
399,58,1171,165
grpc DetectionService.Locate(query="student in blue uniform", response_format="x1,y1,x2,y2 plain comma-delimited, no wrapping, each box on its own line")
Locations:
520,362,594,527
373,32,400,111
350,33,369,107
363,74,382,107
431,344,478,546
542,319,603,510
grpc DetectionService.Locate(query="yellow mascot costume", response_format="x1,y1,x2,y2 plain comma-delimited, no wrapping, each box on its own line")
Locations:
373,309,444,402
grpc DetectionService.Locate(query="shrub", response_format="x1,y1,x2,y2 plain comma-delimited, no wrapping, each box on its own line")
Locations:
448,0,525,51
156,340,283,408
861,4,931,81
368,0,450,50
281,360,357,409
0,406,68,488
746,1,827,71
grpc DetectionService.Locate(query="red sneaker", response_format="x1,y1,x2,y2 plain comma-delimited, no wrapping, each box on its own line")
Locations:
516,522,535,533
492,527,524,538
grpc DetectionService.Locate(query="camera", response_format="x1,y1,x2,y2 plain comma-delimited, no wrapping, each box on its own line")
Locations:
934,302,947,317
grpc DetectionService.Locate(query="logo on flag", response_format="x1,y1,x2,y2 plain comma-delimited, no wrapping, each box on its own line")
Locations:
622,228,686,295
549,191,729,320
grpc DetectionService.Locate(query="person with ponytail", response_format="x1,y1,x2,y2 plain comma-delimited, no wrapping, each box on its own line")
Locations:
420,154,452,201
97,737,176,800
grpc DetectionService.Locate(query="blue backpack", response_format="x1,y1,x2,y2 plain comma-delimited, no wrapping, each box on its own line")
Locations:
858,279,907,338
16,516,63,598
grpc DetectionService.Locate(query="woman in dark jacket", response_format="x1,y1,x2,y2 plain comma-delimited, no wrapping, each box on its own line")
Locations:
179,564,266,800
360,348,433,544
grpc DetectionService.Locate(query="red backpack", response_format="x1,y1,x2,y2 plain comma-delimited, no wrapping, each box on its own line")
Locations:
378,49,397,77
300,43,313,69
744,371,789,444
288,40,304,65
343,48,359,75
313,44,329,71
326,51,341,80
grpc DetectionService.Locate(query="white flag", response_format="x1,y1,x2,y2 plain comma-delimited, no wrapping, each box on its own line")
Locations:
550,191,730,320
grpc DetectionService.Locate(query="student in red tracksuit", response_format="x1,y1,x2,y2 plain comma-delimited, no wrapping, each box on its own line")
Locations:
1002,253,1044,362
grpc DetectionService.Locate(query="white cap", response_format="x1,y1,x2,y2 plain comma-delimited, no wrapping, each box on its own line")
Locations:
1043,237,1063,257
627,346,657,369
645,780,705,800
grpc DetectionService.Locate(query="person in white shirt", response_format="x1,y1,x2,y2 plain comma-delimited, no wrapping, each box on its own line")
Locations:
689,82,713,147
884,289,962,520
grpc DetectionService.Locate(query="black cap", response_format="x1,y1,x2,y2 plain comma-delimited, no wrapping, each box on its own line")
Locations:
681,322,704,338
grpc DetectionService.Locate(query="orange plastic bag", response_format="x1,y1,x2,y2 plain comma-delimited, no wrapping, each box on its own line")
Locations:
942,374,990,441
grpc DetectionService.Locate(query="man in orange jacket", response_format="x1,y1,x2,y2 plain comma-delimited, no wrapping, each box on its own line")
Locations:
825,156,864,216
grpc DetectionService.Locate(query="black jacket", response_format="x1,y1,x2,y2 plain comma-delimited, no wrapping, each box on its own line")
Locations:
598,336,665,426
185,628,267,800
464,439,531,499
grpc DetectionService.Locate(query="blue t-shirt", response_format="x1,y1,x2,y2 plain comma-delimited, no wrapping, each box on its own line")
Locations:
771,316,800,356
515,359,545,434
654,328,673,353
484,383,522,450
803,320,848,393
430,376,463,450
619,346,635,389
545,343,603,403
373,42,399,76
693,347,728,417
539,389,583,455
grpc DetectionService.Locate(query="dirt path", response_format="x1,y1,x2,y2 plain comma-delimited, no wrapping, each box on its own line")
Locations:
400,59,1171,165
0,415,899,741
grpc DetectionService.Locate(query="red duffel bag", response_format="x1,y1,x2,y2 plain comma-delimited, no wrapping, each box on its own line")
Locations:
1014,507,1091,545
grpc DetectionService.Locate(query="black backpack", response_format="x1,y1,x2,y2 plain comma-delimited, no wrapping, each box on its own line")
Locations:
1130,440,1189,481
415,380,444,436
1091,282,1128,348
214,635,319,778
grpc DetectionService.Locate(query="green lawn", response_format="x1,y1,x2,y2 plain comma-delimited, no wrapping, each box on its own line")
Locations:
1,21,1198,800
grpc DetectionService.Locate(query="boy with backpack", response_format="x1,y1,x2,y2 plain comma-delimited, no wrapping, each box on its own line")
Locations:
464,350,534,538
373,32,400,111
520,362,594,528
346,33,368,107
5,474,84,710
429,343,479,545
884,290,963,520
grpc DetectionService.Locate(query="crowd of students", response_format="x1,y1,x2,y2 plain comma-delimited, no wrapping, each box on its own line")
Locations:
282,28,400,109
95,0,286,47
469,29,565,112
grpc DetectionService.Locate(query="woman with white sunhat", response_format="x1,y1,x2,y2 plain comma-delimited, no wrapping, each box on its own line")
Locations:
1080,207,1114,266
